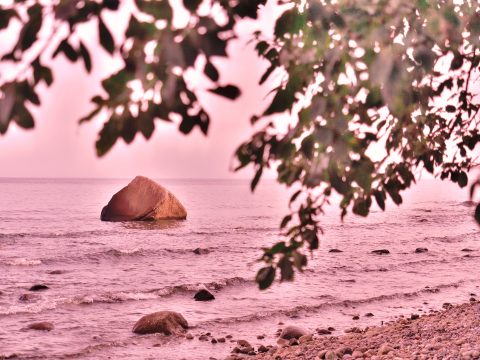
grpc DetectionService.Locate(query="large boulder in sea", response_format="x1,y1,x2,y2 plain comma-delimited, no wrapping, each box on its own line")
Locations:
101,176,187,222
133,311,188,335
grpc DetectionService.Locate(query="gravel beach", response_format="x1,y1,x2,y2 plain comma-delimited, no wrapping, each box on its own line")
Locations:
226,300,480,360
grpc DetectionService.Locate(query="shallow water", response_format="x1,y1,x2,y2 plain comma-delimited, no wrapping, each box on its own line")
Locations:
0,178,478,359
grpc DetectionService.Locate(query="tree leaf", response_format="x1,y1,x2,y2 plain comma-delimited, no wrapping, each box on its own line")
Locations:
183,0,202,12
208,85,241,100
52,39,78,62
280,214,292,229
278,256,294,281
98,16,114,54
204,62,219,82
274,8,305,38
458,171,468,188
14,103,35,129
256,266,276,290
0,9,18,30
79,41,92,73
251,167,263,192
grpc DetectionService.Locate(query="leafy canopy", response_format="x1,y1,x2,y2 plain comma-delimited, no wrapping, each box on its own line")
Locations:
1,0,479,289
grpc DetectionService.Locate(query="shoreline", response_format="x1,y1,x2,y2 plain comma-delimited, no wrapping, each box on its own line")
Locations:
225,300,480,360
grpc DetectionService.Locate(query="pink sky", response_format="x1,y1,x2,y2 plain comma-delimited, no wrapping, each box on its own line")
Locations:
0,2,282,179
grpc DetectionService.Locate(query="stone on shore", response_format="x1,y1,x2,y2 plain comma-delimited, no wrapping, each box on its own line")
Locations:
132,311,188,335
371,249,390,255
29,284,49,291
27,322,54,331
101,176,187,222
194,289,215,301
279,325,309,340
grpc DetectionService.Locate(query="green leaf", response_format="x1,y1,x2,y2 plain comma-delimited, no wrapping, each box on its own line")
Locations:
96,118,120,156
79,41,92,73
138,111,155,139
278,256,294,281
204,62,219,82
79,107,101,124
274,8,305,38
251,167,263,192
280,215,292,229
135,0,172,21
256,266,276,290
292,251,307,270
458,171,468,188
14,103,34,129
33,60,53,86
52,39,78,62
98,16,114,54
0,9,18,30
208,85,241,100
183,0,202,12
19,4,42,51
475,204,480,225
102,0,120,10
352,197,369,217
374,190,386,210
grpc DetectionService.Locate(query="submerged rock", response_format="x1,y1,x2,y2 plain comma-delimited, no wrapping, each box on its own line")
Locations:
132,311,188,335
193,248,210,255
19,293,39,302
371,249,390,255
29,284,49,291
101,176,187,222
415,247,428,253
279,325,308,340
27,322,54,331
194,289,215,301
329,249,343,253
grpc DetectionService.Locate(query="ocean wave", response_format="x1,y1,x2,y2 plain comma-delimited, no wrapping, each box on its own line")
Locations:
0,229,115,240
4,258,43,266
203,281,467,326
0,276,253,315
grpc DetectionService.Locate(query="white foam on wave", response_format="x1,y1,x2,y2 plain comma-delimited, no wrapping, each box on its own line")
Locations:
6,258,42,266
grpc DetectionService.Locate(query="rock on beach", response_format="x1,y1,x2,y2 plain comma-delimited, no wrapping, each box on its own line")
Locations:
132,311,188,335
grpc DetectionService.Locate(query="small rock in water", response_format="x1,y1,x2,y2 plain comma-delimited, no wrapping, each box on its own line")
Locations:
29,284,49,291
364,312,374,317
217,337,225,343
19,293,39,302
257,335,264,339
279,325,308,340
352,315,359,320
371,249,390,255
211,338,217,344
415,247,428,253
442,302,453,309
47,270,65,275
461,248,474,252
198,334,209,341
327,327,335,331
132,311,188,335
185,333,194,340
317,328,332,335
193,248,210,255
194,289,215,301
329,249,343,253
410,314,420,320
27,322,54,331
